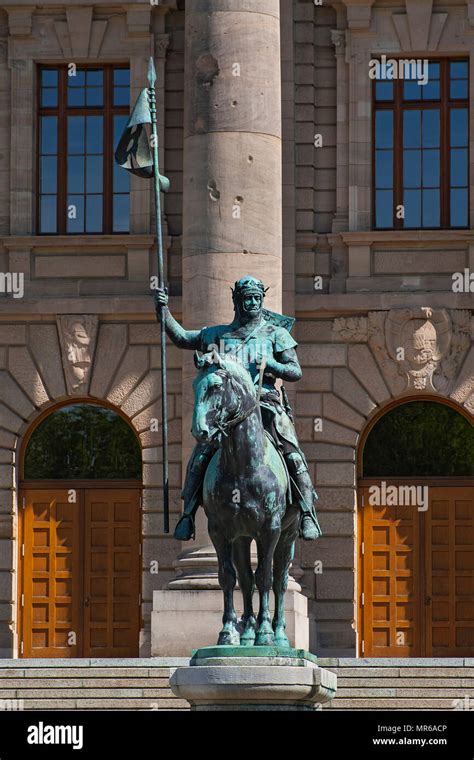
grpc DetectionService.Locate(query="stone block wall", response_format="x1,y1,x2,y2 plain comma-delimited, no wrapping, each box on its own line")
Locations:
0,315,185,656
294,309,474,656
0,0,471,662
293,1,337,297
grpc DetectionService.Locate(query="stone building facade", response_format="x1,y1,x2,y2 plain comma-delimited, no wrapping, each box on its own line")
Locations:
0,0,472,664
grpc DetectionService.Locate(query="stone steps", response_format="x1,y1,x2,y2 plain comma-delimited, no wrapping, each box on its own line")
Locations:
319,658,474,711
0,658,189,711
0,658,472,711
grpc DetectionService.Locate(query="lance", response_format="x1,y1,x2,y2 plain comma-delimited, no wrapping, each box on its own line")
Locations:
114,58,170,532
148,58,170,534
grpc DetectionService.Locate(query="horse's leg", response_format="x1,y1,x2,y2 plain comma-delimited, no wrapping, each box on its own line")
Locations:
272,524,298,648
255,528,280,646
233,537,256,645
208,527,239,646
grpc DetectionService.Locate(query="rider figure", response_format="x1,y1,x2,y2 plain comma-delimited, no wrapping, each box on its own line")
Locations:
155,276,322,542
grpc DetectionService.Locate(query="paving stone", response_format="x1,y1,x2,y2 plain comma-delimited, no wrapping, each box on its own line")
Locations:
337,678,463,688
336,687,397,697
394,688,473,698
324,698,456,709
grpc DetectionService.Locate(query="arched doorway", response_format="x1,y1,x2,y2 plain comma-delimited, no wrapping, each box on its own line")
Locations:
18,402,142,659
358,399,474,657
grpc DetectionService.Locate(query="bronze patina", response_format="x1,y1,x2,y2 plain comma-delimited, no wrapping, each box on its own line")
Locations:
155,277,322,647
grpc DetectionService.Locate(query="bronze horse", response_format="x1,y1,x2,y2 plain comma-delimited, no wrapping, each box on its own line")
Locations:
192,350,299,647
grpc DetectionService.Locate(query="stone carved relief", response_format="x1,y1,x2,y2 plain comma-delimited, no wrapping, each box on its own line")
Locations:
330,29,346,54
383,308,451,392
333,316,368,342
57,316,98,395
156,34,171,59
334,308,472,394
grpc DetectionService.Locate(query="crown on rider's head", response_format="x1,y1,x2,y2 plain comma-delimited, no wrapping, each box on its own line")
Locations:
231,276,268,302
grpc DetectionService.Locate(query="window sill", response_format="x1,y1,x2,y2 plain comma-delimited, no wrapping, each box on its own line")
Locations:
334,229,474,280
340,229,474,246
1,234,156,251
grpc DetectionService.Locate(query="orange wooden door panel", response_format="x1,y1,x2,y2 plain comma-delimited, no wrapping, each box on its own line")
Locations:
83,489,140,658
21,490,83,658
426,487,474,656
20,487,141,658
359,485,422,657
359,483,474,658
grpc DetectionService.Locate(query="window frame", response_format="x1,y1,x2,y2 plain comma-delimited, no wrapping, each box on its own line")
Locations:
36,63,130,235
372,57,470,231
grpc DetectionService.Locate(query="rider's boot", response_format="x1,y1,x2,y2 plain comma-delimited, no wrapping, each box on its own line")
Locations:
286,452,322,541
174,444,214,541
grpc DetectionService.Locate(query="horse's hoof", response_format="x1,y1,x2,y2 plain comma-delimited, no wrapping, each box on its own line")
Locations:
217,630,240,646
240,633,256,647
274,634,291,648
255,632,274,647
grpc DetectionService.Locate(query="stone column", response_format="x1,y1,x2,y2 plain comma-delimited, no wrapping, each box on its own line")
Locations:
173,0,283,588
152,1,310,655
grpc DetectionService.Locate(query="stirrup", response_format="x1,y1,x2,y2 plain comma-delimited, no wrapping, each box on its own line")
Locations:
173,515,195,541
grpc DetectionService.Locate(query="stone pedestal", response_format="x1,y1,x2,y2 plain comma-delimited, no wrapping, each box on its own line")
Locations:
151,589,310,657
169,646,337,711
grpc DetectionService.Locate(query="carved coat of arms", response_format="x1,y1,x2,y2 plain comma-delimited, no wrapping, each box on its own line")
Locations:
334,308,471,394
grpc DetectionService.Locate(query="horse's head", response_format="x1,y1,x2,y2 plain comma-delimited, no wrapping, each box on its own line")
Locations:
191,350,256,444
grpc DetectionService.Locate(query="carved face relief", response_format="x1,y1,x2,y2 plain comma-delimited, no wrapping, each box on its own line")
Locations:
403,319,439,367
70,322,91,347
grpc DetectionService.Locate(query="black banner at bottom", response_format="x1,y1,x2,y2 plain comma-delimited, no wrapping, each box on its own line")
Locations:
0,710,472,757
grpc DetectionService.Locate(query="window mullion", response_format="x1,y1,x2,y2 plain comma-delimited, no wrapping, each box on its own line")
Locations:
104,68,112,234
395,77,403,230
57,68,67,234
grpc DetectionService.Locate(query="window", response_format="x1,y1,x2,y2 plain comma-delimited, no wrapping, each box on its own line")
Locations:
38,65,130,234
24,404,141,479
373,60,469,229
363,401,474,477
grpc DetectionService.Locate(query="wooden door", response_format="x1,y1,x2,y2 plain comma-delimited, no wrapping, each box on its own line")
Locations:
20,490,83,658
84,489,140,657
359,482,474,657
19,486,141,658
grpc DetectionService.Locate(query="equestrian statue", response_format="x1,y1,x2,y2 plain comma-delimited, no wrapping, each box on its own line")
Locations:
155,276,321,646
